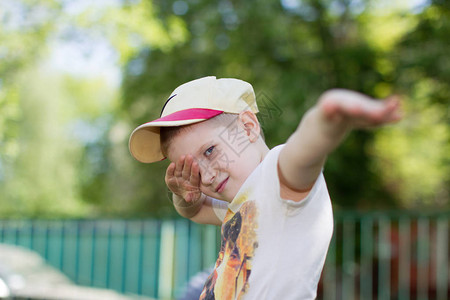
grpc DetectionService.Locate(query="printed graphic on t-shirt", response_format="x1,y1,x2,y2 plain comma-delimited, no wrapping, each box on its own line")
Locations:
200,199,258,300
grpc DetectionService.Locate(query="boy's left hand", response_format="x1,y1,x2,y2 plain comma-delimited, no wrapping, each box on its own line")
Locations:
318,89,402,128
165,154,202,203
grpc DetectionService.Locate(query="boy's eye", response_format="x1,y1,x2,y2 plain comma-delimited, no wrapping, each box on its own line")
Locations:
204,146,215,157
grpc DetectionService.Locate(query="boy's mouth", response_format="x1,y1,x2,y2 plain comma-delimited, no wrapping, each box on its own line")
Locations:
216,177,229,193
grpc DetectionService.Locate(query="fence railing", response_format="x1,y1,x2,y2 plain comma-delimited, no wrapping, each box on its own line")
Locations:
0,211,448,300
320,211,449,300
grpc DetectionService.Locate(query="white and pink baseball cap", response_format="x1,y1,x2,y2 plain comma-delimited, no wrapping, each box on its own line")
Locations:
129,76,259,163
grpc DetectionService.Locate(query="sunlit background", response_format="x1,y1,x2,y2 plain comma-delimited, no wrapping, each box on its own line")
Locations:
1,0,448,218
0,0,448,299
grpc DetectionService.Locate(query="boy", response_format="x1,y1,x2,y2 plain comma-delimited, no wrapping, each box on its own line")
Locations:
129,76,401,299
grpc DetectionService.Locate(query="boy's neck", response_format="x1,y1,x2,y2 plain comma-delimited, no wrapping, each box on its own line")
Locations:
257,139,270,163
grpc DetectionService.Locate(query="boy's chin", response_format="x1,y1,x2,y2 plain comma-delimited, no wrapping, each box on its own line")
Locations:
221,194,235,203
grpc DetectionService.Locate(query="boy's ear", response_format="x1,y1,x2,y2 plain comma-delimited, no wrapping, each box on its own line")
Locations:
238,111,260,142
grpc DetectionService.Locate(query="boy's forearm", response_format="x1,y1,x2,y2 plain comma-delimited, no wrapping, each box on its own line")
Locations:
173,193,206,219
280,106,349,191
173,194,225,226
293,105,351,164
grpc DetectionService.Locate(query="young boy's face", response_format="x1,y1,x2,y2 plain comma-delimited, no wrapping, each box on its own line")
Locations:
166,117,263,202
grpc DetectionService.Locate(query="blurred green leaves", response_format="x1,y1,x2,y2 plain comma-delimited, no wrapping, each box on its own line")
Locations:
121,0,449,212
372,91,449,206
0,0,60,163
75,0,189,63
0,0,448,218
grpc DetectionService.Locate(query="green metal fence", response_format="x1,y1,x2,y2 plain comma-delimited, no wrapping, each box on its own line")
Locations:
0,211,449,300
0,218,220,299
320,212,449,300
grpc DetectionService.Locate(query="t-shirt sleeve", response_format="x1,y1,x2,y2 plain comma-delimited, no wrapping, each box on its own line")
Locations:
262,144,331,210
211,198,228,222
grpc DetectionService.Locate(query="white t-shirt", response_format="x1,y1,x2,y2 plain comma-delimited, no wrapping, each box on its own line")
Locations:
202,145,334,300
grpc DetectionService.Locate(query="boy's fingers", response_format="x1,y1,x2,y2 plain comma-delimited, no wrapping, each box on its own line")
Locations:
175,155,185,177
385,94,401,103
376,97,402,123
182,155,192,179
321,90,403,127
348,99,396,122
165,162,175,180
190,160,200,187
384,108,403,123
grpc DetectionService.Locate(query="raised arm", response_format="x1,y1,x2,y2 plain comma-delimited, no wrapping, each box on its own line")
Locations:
278,89,402,194
166,155,227,225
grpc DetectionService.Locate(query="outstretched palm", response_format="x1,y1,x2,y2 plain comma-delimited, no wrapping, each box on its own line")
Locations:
319,90,402,128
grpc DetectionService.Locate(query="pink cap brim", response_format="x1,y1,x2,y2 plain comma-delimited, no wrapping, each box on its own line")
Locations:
129,108,224,163
148,108,224,124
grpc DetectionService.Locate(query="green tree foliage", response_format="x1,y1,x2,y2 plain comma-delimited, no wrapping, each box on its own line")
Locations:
371,2,450,208
74,0,188,64
0,0,186,217
1,0,448,218
0,64,119,217
0,0,60,169
2,70,84,216
0,0,67,216
119,0,448,214
120,0,388,213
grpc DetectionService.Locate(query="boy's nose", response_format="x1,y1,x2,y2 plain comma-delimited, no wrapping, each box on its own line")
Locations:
199,164,216,186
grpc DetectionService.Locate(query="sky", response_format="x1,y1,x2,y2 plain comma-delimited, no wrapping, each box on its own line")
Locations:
46,0,122,88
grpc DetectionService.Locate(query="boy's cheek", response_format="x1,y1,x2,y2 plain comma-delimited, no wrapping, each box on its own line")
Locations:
200,186,212,197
